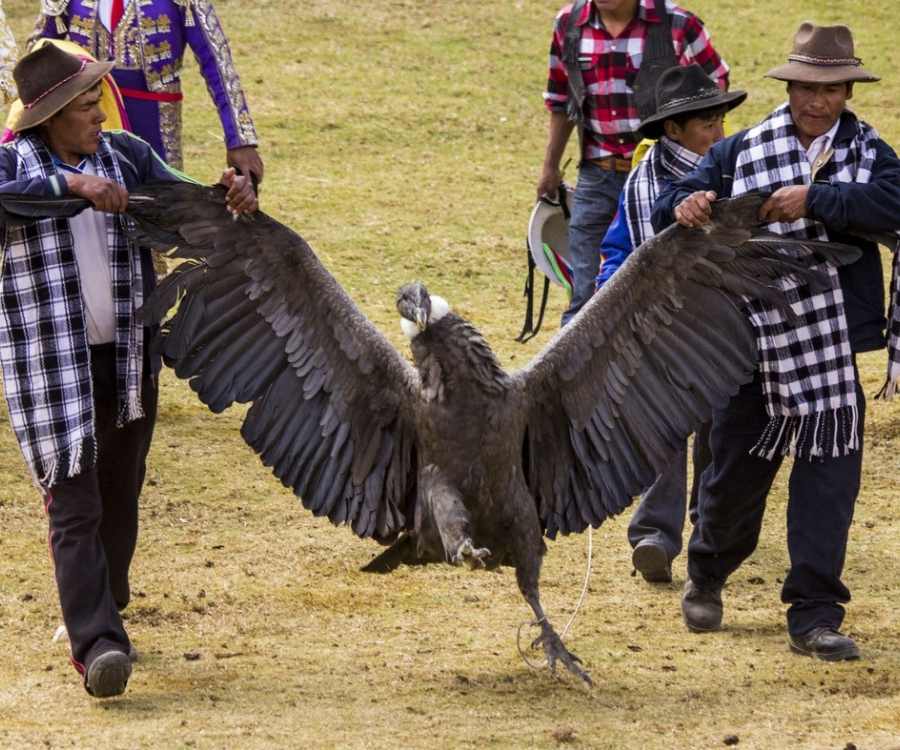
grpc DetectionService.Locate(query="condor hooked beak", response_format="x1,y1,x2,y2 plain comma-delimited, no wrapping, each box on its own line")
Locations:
415,308,428,331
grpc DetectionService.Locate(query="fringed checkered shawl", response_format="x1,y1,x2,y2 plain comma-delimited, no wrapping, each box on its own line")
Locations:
624,136,702,249
0,134,144,487
732,104,879,460
879,239,900,398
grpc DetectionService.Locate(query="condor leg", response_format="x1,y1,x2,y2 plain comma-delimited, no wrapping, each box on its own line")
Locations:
515,533,592,686
418,465,490,568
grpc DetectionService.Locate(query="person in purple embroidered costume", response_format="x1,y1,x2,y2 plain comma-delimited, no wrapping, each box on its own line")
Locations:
31,0,263,183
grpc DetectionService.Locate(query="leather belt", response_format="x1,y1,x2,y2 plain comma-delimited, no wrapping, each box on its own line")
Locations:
587,156,633,173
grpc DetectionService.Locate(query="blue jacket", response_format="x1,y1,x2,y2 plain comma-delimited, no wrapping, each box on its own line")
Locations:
595,192,631,289
595,172,679,289
652,111,900,353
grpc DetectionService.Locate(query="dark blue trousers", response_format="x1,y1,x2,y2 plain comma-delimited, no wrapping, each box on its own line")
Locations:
628,423,711,561
687,373,863,636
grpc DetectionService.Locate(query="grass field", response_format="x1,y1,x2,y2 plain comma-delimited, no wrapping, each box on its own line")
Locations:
1,1,900,748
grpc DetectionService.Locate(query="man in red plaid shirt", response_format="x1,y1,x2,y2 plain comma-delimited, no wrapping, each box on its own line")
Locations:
538,0,729,325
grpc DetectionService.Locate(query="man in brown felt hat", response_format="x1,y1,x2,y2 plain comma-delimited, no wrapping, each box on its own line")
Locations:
653,23,900,660
0,43,256,697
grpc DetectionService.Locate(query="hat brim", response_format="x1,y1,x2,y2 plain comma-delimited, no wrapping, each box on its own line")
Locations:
528,194,573,288
765,61,879,84
12,60,115,133
639,89,748,140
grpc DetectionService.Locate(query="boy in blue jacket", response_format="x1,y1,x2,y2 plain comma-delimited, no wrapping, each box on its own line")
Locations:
596,64,746,584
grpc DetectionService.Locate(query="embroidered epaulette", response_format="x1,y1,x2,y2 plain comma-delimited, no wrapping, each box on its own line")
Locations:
40,0,69,14
174,0,196,26
41,0,70,34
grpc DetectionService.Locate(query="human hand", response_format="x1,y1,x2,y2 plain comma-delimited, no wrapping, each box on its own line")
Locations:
219,167,258,216
64,173,129,213
674,190,717,228
536,164,562,202
759,186,809,223
226,146,264,186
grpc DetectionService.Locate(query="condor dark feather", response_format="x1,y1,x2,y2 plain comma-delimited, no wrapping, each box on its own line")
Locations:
110,183,863,686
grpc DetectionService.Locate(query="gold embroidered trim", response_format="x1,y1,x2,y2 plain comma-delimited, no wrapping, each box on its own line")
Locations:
158,98,183,168
40,0,70,16
173,0,196,26
192,0,258,145
0,4,16,103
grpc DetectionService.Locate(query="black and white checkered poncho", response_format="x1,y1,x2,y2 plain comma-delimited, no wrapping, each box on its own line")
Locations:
0,134,145,487
624,135,702,249
881,243,900,398
731,103,880,460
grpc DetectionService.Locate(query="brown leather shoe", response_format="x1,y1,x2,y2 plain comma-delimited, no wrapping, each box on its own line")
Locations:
789,627,860,661
682,579,723,632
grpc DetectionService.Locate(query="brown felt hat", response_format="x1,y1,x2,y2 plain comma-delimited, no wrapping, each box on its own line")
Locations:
11,44,114,133
765,22,879,84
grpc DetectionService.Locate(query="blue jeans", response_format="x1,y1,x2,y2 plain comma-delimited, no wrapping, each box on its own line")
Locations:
561,163,628,326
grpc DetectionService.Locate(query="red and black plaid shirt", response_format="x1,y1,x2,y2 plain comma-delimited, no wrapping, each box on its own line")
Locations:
544,0,729,160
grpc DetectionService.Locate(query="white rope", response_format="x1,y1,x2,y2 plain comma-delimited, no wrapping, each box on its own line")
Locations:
561,526,593,639
516,526,594,669
516,618,548,672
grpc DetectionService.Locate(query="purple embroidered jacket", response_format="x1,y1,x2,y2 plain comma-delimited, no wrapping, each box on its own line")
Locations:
33,0,258,168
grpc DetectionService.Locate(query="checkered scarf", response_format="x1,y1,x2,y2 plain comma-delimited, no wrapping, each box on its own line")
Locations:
879,237,900,399
732,104,879,460
0,134,144,487
624,136,702,248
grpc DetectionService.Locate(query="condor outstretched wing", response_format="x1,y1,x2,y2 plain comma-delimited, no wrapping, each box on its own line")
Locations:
0,193,91,225
514,193,860,538
128,182,420,543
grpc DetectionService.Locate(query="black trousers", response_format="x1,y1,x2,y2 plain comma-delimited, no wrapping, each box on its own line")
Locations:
44,344,158,674
687,374,864,636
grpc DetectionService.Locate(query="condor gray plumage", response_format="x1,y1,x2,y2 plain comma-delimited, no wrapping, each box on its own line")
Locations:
122,183,855,685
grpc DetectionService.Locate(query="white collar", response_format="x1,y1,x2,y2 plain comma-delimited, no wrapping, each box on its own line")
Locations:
98,0,130,32
805,118,841,166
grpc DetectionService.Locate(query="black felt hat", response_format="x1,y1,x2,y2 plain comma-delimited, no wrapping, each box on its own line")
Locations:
638,64,747,140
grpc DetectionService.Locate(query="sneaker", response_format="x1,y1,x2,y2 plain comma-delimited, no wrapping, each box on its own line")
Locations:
632,541,672,583
85,650,132,698
681,578,723,632
789,627,860,662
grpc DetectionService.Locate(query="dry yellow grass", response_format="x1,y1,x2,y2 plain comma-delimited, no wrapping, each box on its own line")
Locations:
1,1,899,748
